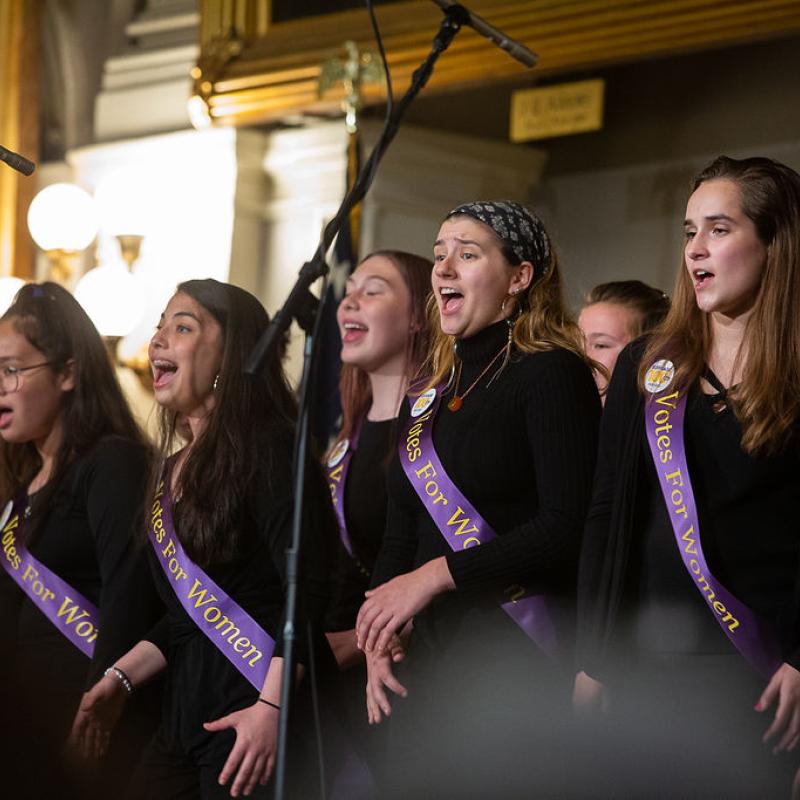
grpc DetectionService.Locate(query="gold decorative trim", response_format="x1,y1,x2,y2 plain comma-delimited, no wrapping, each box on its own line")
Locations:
0,0,39,279
195,0,800,127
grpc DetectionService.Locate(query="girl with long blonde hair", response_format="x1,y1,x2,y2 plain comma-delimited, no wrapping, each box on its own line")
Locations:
356,201,600,796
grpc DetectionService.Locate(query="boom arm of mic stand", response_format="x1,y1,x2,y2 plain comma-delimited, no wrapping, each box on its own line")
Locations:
263,9,469,800
245,4,467,377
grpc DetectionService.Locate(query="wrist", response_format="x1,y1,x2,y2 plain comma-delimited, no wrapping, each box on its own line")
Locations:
257,697,281,712
103,666,134,696
424,556,456,594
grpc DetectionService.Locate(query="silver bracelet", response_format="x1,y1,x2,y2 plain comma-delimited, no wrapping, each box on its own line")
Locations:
104,666,134,694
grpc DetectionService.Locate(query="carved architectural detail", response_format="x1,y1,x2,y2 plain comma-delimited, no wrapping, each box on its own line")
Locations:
195,0,800,127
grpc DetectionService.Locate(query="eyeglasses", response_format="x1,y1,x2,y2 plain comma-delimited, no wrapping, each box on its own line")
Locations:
0,362,53,394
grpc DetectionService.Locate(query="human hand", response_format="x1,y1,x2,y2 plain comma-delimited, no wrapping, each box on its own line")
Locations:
356,558,453,654
756,662,800,753
67,675,128,760
572,670,609,715
204,701,279,797
365,648,407,725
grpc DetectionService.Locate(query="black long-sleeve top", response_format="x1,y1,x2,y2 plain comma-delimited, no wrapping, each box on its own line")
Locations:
326,417,394,632
577,341,800,681
372,321,600,655
143,433,337,753
0,435,158,708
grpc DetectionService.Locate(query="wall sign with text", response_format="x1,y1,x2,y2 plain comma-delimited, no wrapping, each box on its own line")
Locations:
510,79,605,143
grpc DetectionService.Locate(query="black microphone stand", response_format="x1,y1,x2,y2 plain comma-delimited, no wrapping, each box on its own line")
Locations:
245,5,530,798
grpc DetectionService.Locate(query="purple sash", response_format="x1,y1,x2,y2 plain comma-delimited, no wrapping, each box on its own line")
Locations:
0,497,99,658
643,365,783,679
326,423,362,559
399,385,558,657
148,478,275,690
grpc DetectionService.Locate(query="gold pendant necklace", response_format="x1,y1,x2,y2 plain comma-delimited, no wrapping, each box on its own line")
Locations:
447,343,507,412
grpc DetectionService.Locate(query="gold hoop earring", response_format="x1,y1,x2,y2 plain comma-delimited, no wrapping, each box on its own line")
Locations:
500,288,522,319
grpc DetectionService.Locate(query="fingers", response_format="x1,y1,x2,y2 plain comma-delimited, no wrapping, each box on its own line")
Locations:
761,673,789,744
762,698,790,745
380,665,408,699
366,678,388,724
241,755,265,796
204,714,232,733
218,740,245,789
92,726,110,760
363,610,395,653
69,712,109,761
229,751,257,797
388,637,406,663
365,654,409,725
262,753,276,785
357,592,399,650
756,671,781,716
375,622,402,656
775,706,800,754
356,600,381,648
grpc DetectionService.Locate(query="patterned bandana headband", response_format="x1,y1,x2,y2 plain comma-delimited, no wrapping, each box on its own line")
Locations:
446,200,551,280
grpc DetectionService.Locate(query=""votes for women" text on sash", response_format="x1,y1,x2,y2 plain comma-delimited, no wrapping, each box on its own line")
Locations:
326,423,362,559
0,497,99,658
643,360,783,679
399,386,558,657
148,479,275,690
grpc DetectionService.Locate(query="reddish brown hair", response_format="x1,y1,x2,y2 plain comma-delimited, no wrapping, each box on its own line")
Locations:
334,250,433,448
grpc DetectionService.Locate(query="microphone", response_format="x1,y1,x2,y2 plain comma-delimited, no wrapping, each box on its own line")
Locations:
430,0,538,68
0,144,35,176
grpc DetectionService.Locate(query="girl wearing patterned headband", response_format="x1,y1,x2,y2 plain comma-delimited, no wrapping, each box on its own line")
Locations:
0,282,159,798
356,200,600,795
576,156,800,797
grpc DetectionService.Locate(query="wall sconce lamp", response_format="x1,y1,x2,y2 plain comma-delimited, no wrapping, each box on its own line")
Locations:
26,183,99,283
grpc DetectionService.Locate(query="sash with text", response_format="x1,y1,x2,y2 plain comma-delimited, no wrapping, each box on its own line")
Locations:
643,360,782,679
148,478,275,690
0,497,99,658
399,386,558,657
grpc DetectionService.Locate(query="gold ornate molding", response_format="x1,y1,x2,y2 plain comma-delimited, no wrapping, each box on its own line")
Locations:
195,0,800,127
0,0,39,279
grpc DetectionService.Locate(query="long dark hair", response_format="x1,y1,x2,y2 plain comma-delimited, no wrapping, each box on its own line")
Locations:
640,155,800,453
156,279,297,567
333,250,433,449
0,282,147,529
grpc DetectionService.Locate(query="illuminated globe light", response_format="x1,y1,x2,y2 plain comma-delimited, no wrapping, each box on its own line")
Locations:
0,276,25,314
27,183,99,252
75,263,147,338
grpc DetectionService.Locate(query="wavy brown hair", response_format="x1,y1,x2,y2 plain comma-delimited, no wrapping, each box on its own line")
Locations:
639,155,800,453
154,279,297,567
333,250,433,450
0,282,147,534
424,215,591,390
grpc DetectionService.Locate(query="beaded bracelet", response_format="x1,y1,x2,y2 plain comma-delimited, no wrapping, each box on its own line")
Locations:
104,665,134,694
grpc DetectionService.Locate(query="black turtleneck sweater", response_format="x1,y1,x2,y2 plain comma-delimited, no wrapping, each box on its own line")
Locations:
372,321,601,659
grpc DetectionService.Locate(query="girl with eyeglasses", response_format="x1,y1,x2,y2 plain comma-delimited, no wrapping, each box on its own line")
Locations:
0,282,158,798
